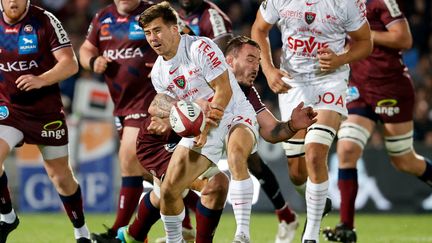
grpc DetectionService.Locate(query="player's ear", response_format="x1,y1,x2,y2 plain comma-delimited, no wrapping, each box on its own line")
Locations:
225,55,233,66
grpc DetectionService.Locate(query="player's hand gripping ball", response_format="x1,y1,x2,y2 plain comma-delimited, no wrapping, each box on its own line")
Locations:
170,100,206,137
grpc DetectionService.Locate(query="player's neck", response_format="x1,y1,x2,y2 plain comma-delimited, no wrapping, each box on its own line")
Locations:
2,9,28,25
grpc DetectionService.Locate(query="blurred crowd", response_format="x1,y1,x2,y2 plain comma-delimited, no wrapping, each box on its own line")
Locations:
31,0,432,146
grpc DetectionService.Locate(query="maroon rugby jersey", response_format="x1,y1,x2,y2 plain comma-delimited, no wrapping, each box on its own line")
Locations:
86,1,157,116
240,85,266,114
0,5,70,114
177,0,232,40
350,0,407,81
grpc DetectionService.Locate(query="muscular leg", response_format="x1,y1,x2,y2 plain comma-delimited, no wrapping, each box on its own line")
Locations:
283,130,308,196
302,110,340,242
113,126,151,232
160,146,211,242
384,121,432,185
227,124,255,240
43,155,89,240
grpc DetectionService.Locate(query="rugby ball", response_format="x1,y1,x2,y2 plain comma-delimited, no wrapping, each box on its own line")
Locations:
169,100,206,137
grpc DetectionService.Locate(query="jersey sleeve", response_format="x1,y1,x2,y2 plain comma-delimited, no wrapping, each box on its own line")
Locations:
190,37,228,83
248,86,266,114
200,8,232,39
344,0,367,32
259,0,280,25
42,10,71,52
85,13,100,47
379,0,405,27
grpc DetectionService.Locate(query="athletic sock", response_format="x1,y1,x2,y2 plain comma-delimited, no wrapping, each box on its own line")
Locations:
128,192,160,241
302,178,328,241
419,158,432,187
195,200,223,243
111,176,143,231
183,190,199,213
182,207,193,230
230,177,253,239
0,172,13,216
74,223,90,240
161,208,185,242
59,185,85,228
338,168,358,229
275,203,296,224
250,160,286,210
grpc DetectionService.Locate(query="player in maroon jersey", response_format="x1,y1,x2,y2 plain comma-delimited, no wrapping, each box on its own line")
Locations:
79,0,197,242
0,0,91,242
323,1,432,242
177,0,233,52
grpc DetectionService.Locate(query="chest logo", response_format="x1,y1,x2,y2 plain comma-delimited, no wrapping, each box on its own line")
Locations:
173,75,186,89
305,12,316,25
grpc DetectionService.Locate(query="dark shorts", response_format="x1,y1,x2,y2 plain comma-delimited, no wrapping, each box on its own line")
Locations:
114,113,149,138
136,117,180,179
0,104,68,146
347,74,415,123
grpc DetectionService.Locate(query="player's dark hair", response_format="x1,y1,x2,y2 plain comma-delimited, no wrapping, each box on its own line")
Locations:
225,36,261,56
139,1,178,28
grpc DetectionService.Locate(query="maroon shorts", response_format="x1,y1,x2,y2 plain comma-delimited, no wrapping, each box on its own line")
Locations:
347,74,415,123
136,117,181,179
114,113,149,138
0,104,68,146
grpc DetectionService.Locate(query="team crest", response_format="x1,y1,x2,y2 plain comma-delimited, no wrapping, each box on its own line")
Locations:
173,75,186,89
305,12,316,24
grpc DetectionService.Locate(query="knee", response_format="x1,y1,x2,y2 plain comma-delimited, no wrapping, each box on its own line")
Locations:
336,141,362,167
47,168,76,192
289,170,307,186
160,184,180,204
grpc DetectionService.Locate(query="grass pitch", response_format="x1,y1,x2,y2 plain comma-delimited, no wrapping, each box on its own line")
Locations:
5,212,432,242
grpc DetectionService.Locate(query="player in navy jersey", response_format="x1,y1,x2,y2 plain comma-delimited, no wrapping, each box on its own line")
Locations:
0,0,91,242
177,0,232,52
323,1,432,242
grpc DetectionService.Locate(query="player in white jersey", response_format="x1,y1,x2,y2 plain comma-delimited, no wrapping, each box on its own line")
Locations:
139,2,259,242
252,0,372,242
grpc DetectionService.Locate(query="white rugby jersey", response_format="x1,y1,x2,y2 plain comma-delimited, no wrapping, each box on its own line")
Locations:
151,34,249,114
260,0,367,78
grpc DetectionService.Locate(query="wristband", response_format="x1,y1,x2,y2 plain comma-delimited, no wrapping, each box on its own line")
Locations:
89,56,98,71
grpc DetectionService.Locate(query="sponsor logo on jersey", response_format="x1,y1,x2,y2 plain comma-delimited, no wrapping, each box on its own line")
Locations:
128,21,145,40
164,143,177,152
100,23,112,41
173,75,186,89
198,40,222,69
287,36,328,57
315,92,344,107
0,106,9,120
117,17,128,23
5,27,19,34
102,47,144,60
18,34,38,54
125,113,147,120
45,11,70,44
101,17,112,24
208,8,227,37
346,86,360,103
305,12,316,24
41,120,66,139
383,0,402,18
375,99,400,116
23,24,33,33
0,60,39,72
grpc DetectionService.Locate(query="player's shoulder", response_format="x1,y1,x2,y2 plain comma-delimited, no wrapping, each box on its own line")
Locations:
370,0,403,17
28,5,52,20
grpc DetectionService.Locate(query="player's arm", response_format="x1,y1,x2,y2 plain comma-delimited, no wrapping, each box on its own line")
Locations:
79,40,112,74
258,102,317,143
15,47,78,91
207,70,232,119
148,93,177,119
372,19,412,50
318,22,372,71
251,11,290,93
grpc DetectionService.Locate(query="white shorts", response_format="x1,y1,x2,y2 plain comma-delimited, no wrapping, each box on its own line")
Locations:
279,74,348,120
179,101,258,164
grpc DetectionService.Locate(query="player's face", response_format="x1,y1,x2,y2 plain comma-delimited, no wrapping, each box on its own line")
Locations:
144,17,180,60
114,0,140,15
2,0,28,23
231,44,260,87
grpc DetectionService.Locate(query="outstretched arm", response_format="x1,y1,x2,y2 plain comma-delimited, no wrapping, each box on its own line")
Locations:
258,102,317,143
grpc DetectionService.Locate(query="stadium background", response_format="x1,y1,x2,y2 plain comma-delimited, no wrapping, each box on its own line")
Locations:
6,0,432,215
